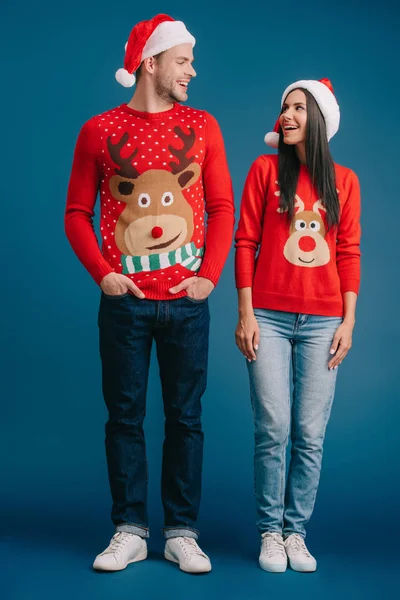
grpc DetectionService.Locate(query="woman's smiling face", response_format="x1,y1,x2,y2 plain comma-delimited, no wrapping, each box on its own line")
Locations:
279,89,308,146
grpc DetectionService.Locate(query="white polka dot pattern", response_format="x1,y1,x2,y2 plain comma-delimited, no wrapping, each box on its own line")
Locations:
94,104,207,292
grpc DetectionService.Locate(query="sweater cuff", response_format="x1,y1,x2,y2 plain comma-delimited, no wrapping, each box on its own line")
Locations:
340,279,360,295
197,261,222,287
235,272,254,289
92,260,114,286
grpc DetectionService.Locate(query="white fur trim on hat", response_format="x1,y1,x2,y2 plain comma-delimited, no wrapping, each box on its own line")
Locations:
142,20,195,60
115,68,136,88
281,80,340,141
264,132,279,149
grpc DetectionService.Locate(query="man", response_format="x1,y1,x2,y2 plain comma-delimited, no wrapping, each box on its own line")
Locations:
65,14,234,574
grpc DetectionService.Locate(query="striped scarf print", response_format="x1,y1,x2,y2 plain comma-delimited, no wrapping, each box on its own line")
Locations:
121,242,204,274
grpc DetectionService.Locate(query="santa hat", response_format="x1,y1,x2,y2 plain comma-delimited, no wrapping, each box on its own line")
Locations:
115,14,196,87
264,78,340,148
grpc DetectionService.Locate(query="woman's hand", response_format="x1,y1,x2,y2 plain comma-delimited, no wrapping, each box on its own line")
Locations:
328,319,354,370
235,311,260,362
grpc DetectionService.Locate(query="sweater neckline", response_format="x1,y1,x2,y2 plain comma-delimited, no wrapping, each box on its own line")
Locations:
119,103,179,120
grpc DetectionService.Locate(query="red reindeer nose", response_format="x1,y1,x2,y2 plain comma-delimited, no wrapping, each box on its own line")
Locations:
151,226,163,239
299,236,316,252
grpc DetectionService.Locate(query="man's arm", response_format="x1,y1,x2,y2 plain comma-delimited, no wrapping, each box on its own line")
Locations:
196,113,235,285
65,119,114,285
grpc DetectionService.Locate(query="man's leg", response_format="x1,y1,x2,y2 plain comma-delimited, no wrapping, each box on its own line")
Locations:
154,296,211,573
98,293,154,537
154,296,209,538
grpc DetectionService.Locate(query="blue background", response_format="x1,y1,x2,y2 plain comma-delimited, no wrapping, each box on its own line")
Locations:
1,0,398,598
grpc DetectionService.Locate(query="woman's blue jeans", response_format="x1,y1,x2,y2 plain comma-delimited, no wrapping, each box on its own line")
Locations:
247,309,342,539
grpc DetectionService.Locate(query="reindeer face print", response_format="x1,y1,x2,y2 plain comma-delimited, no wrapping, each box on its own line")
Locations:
276,191,330,268
107,127,201,257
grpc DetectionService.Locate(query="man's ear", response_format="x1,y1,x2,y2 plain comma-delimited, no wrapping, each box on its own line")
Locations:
143,56,156,75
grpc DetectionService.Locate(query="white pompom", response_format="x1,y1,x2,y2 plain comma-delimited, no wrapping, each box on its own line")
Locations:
264,132,279,148
115,68,136,87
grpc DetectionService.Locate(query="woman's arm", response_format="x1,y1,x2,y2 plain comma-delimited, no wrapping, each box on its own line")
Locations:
328,170,361,370
234,157,270,361
235,287,260,361
328,291,357,370
336,171,361,296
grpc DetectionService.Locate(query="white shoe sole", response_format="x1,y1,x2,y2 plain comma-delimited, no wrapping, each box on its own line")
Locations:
259,559,287,573
288,559,317,573
164,550,212,574
93,548,148,571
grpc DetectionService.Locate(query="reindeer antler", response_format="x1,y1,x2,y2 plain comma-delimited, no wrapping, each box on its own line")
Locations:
168,126,196,174
107,133,140,179
277,193,305,214
313,200,326,214
294,195,305,213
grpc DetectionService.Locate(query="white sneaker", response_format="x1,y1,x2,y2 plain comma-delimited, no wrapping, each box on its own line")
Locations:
259,532,287,573
165,537,212,574
285,534,317,572
93,532,147,571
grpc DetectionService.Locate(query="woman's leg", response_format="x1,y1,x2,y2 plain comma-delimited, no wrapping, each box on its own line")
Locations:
283,314,342,538
248,309,295,535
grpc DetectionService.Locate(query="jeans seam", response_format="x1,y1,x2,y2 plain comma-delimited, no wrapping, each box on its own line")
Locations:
284,341,296,531
165,299,169,324
305,383,336,514
281,352,291,523
292,313,299,336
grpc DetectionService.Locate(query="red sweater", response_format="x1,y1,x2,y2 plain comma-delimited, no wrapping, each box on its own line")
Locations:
235,154,361,317
65,103,234,300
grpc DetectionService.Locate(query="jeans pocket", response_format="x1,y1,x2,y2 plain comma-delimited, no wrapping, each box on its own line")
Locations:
102,291,130,300
185,295,207,304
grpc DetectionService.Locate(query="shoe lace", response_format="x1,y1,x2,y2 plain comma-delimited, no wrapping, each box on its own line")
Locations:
104,532,133,555
262,533,286,558
286,534,311,557
177,537,207,558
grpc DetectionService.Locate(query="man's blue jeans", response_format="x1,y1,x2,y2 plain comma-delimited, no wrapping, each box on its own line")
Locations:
98,292,210,540
247,309,342,539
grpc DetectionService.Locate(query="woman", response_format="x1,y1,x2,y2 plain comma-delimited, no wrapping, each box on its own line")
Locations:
234,79,361,573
